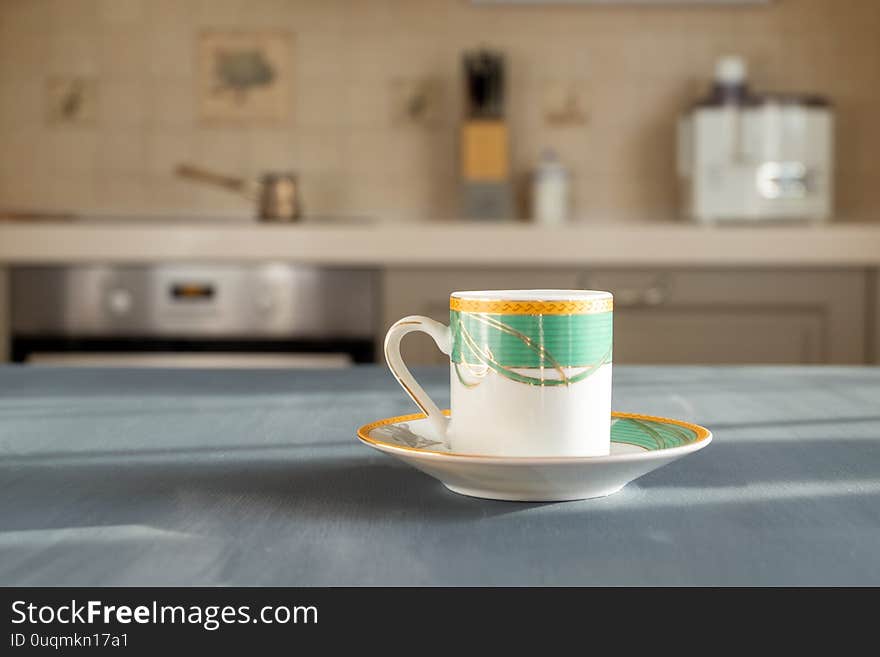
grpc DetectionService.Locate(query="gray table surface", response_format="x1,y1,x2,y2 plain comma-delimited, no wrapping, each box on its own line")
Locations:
1,365,878,586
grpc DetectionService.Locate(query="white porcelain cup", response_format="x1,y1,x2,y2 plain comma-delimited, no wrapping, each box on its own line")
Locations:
384,289,613,457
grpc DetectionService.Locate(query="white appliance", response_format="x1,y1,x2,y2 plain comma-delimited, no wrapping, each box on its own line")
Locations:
677,57,834,223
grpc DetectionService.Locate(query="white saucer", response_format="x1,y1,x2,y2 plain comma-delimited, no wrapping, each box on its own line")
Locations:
357,411,712,502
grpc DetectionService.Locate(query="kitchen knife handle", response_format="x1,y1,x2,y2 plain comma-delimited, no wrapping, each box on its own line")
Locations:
384,316,451,443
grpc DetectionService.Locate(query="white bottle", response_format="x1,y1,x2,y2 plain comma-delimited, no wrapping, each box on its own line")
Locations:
532,149,569,225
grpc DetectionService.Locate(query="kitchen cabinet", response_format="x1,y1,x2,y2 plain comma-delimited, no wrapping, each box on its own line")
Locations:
582,268,866,364
872,270,880,364
383,267,868,365
0,269,7,362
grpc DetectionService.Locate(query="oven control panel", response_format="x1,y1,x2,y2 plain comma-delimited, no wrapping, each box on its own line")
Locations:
10,265,378,339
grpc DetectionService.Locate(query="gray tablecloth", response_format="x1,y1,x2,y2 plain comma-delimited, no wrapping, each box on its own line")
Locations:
0,365,878,586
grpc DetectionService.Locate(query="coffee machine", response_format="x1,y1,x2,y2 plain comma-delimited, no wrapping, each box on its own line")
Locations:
677,56,834,223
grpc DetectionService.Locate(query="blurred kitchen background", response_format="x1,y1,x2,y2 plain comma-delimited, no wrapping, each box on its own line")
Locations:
0,0,878,369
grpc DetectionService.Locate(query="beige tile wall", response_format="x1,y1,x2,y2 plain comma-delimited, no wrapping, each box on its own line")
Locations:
0,0,878,221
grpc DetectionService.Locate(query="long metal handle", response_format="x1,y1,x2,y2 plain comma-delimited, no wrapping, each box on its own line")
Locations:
174,164,253,196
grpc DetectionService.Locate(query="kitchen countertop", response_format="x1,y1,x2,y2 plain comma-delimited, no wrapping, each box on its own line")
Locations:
1,364,878,586
2,219,880,266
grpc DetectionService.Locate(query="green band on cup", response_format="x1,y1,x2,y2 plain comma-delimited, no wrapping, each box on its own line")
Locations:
450,309,613,386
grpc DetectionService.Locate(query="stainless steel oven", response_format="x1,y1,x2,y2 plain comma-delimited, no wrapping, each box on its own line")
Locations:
10,264,377,368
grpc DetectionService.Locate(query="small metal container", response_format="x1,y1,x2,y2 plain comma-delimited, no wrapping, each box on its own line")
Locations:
175,164,303,222
258,173,301,222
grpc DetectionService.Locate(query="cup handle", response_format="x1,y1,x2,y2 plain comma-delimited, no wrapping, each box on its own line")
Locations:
383,315,451,442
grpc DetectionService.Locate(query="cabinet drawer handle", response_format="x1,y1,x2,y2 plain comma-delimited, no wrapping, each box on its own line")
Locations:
642,285,667,306
579,275,670,308
613,286,667,307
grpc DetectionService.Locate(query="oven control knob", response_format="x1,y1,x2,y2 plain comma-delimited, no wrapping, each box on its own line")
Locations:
256,291,276,315
107,288,133,316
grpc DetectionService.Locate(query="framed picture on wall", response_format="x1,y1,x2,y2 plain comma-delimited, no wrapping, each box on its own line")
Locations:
197,31,293,124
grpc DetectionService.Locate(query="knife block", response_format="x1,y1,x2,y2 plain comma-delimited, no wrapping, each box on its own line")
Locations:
460,119,514,220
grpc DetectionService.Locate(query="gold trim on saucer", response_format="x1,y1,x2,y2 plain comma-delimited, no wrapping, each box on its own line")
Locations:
356,410,711,460
449,297,613,315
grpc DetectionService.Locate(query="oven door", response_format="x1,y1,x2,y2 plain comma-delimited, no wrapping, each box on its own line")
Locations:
11,264,378,368
11,336,374,369
19,352,354,368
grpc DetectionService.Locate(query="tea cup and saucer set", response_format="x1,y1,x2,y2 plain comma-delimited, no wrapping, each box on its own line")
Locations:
357,290,712,502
